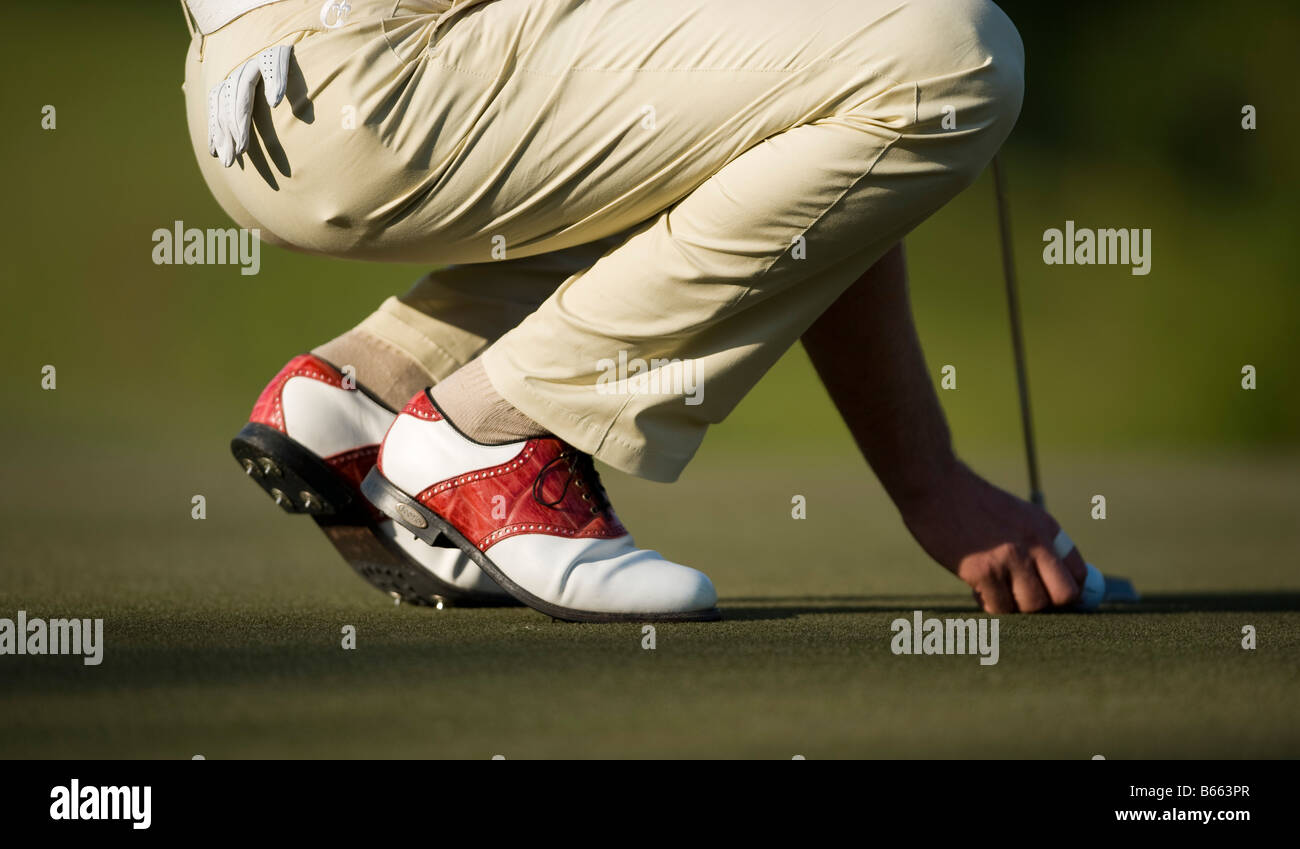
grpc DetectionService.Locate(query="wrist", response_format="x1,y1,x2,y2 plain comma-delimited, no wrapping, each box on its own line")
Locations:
890,451,962,517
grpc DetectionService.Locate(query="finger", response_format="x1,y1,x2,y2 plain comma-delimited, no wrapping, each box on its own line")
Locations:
260,45,292,107
1008,548,1053,613
1031,546,1082,607
1062,547,1087,586
1030,528,1083,606
1050,526,1089,586
973,572,1016,614
231,59,263,155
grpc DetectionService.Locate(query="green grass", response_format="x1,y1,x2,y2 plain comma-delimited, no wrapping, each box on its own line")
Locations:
2,435,1296,758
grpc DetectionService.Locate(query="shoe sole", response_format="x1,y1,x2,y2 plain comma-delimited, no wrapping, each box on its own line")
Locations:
361,467,722,623
231,422,519,608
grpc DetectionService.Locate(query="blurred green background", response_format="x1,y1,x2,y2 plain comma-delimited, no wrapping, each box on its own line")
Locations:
0,1,1296,759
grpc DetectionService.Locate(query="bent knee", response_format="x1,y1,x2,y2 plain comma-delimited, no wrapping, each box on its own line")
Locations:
966,0,1026,136
884,0,1025,179
929,0,1024,128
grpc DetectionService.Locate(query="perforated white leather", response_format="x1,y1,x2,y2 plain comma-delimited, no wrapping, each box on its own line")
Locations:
379,415,526,497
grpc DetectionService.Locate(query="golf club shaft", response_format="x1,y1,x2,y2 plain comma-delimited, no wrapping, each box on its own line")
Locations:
991,155,1044,507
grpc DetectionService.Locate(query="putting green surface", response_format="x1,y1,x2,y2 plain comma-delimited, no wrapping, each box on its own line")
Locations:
3,431,1296,759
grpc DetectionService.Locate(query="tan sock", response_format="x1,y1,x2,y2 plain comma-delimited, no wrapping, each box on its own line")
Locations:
313,328,436,411
430,357,549,443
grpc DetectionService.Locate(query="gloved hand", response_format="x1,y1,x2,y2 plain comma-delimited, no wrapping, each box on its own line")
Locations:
207,45,293,167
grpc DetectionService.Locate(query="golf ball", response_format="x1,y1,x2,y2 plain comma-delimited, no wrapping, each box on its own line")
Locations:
1078,562,1106,610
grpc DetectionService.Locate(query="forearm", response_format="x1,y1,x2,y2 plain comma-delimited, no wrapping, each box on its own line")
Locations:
801,243,957,511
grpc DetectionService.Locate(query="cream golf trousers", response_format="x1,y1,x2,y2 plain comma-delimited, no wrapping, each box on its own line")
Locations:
184,0,1024,481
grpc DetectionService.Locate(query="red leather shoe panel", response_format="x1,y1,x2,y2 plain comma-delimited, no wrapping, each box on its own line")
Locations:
400,391,444,422
249,354,344,431
416,438,627,551
326,444,381,490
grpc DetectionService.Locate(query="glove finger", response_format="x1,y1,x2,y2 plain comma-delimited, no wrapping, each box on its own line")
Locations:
206,85,220,157
231,59,263,156
260,45,292,108
215,74,238,167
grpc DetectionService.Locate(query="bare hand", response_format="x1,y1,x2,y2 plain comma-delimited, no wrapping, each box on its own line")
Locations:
899,461,1087,613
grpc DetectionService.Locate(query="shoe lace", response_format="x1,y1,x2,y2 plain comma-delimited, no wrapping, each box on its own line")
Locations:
532,449,611,516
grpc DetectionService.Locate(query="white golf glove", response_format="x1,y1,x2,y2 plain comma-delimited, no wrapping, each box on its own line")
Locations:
207,45,293,167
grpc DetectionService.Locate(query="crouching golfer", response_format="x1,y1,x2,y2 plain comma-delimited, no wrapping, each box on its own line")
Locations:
183,0,1088,620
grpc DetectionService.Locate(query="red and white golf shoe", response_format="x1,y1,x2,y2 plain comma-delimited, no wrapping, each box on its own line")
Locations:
361,390,720,622
230,354,516,607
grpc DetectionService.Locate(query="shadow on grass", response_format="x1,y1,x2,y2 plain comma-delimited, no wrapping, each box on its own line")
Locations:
720,595,978,620
1101,592,1300,614
719,591,1300,620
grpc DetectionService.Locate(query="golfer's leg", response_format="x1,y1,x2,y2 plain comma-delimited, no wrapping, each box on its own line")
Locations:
312,234,626,410
479,0,1026,481
186,0,1021,483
